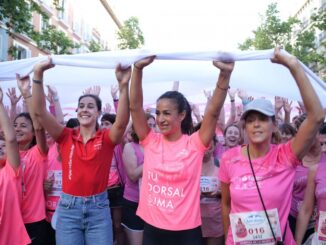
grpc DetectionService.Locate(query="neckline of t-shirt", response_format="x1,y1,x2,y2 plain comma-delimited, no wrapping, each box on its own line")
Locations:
239,144,274,163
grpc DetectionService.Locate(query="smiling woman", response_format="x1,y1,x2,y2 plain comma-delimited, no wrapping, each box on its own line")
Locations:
31,57,131,245
129,55,234,245
219,48,325,245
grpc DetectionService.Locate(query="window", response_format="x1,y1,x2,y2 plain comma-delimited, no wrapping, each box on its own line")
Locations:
40,15,51,32
13,42,31,60
58,0,68,22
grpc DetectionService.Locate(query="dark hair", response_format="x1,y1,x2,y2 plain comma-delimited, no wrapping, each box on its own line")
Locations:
14,112,36,149
101,113,116,124
157,91,193,135
78,94,102,111
278,123,297,137
320,122,326,135
66,118,80,128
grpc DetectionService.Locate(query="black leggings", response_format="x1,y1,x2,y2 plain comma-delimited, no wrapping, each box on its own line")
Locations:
143,222,202,245
25,219,48,245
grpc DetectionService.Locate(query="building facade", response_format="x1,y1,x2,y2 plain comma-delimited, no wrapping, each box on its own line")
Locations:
0,0,122,61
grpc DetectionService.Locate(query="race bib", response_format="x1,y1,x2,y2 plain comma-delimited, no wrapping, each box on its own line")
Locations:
47,170,62,197
317,211,326,244
200,176,218,193
230,208,282,244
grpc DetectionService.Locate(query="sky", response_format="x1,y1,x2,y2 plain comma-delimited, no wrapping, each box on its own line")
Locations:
109,0,304,50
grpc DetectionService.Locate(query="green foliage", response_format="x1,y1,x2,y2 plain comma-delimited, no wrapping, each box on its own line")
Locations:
0,0,76,57
238,2,326,81
88,40,103,52
32,25,77,54
239,3,299,50
117,17,144,49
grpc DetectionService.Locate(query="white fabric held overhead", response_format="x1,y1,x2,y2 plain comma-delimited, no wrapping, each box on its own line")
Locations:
0,49,325,117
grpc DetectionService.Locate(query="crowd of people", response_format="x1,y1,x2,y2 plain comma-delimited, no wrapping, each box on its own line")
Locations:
0,47,326,245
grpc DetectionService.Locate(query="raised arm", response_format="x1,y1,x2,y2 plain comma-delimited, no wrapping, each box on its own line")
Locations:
6,87,22,123
221,182,231,238
271,48,325,159
111,84,119,113
0,87,20,169
129,56,155,141
17,75,48,154
46,85,65,125
199,61,234,147
226,88,236,127
295,165,317,244
32,58,64,141
283,98,292,124
109,64,131,145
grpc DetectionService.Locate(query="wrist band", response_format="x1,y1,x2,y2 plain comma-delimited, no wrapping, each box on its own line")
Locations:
32,79,43,84
217,84,229,91
134,64,142,70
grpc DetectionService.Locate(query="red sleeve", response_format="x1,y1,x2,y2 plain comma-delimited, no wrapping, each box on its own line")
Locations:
56,127,72,145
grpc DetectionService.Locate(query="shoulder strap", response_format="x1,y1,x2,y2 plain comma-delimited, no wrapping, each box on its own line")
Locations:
247,145,286,244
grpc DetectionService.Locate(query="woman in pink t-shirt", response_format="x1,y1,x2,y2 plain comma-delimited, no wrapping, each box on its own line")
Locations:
295,129,326,244
0,87,31,245
219,48,324,245
15,75,49,244
130,56,234,245
198,132,224,245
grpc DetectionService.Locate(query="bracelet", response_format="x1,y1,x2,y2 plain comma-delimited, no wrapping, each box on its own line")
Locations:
134,64,142,70
32,79,43,84
217,84,230,91
24,95,32,99
230,99,235,102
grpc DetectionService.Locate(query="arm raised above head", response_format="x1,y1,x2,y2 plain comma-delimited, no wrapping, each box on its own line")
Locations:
109,64,131,145
271,48,325,159
199,61,234,147
32,58,64,142
129,56,155,141
0,87,20,169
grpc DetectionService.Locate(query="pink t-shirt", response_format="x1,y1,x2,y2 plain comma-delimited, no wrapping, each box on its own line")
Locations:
107,151,119,187
320,153,326,164
45,144,62,222
0,162,31,245
123,142,144,202
219,141,300,244
314,161,326,230
137,130,207,230
290,165,309,218
20,145,47,224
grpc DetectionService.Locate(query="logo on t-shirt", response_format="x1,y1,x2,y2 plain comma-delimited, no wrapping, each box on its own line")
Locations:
93,141,102,151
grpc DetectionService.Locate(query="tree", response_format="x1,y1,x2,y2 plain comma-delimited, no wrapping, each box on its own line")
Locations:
238,2,326,81
88,40,104,52
0,0,77,57
238,3,298,50
117,17,144,49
